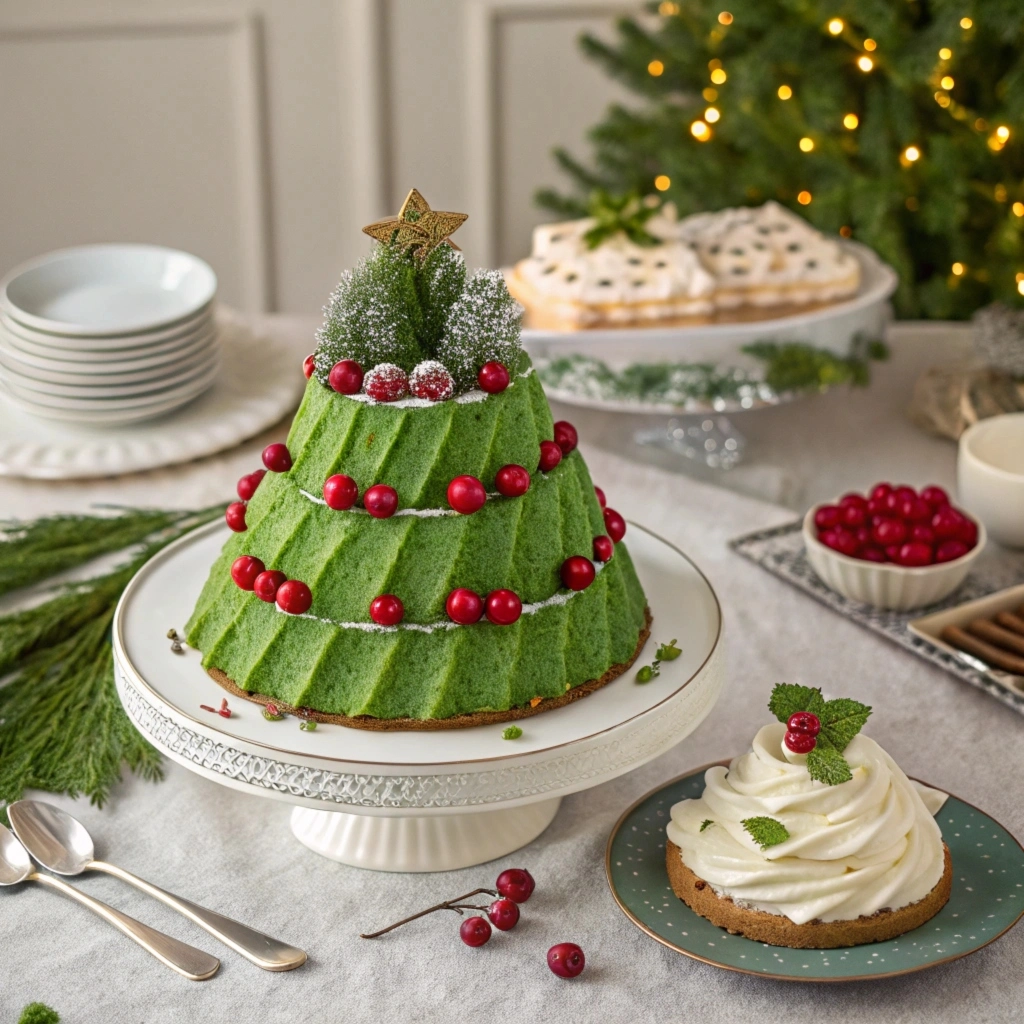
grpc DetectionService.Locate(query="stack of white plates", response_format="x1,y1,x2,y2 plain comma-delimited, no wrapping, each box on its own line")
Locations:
0,244,219,426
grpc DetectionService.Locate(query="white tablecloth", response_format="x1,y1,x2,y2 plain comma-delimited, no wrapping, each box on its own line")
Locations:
1,319,1020,1024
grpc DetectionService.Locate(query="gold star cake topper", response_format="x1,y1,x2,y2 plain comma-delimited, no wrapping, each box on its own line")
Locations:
362,188,468,258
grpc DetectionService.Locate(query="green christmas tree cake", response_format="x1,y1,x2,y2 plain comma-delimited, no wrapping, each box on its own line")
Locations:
185,190,651,729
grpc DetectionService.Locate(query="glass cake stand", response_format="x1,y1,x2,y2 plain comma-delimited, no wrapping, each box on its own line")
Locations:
113,520,724,873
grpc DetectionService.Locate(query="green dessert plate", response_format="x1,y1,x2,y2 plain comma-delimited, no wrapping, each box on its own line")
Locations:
606,762,1024,982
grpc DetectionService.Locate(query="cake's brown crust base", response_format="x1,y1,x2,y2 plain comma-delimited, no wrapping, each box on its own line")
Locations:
665,839,952,949
207,605,651,731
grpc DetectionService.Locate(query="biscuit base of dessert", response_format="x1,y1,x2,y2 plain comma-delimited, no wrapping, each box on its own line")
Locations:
206,606,651,732
665,838,952,949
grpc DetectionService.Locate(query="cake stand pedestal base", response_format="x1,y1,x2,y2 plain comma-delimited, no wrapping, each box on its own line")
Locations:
289,799,562,872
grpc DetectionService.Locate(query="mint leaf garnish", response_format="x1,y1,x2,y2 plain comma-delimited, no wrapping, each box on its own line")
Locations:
768,683,825,723
636,663,660,683
700,819,714,832
806,744,852,785
655,638,682,661
742,816,790,850
817,697,872,751
502,725,523,740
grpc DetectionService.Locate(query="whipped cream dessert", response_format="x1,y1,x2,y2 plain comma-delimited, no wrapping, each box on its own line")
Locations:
667,723,948,925
506,211,717,326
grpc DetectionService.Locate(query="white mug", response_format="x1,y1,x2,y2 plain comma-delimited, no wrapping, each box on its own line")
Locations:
957,413,1024,548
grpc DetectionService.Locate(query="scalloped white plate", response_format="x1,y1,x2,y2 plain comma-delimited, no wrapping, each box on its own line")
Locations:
0,319,304,477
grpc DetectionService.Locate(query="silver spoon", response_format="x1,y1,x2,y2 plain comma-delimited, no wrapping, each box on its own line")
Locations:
9,801,306,972
0,823,219,981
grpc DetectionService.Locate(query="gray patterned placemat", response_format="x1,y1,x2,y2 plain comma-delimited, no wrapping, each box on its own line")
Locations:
730,521,1024,717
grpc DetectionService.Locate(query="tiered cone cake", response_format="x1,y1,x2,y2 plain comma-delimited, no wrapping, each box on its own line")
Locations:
186,190,650,729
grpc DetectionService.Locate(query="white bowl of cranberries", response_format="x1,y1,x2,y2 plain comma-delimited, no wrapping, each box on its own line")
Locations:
802,483,985,611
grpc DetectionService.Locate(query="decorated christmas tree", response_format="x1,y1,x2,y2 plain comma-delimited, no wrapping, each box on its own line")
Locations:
537,1,1024,319
186,191,650,728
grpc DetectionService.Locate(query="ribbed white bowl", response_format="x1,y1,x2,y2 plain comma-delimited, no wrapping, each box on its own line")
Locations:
802,504,985,611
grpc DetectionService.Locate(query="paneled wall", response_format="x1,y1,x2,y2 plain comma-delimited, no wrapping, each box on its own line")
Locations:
0,0,639,313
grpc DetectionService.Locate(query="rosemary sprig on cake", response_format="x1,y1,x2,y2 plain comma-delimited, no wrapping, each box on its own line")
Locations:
0,505,225,823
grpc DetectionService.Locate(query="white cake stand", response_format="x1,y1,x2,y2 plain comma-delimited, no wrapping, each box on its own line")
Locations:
113,520,724,872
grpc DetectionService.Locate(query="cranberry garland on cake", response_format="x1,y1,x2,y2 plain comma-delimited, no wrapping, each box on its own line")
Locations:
185,190,650,729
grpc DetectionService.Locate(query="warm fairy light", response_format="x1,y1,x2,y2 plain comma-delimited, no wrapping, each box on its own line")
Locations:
989,130,1008,152
658,1,679,14
843,113,859,129
975,118,988,131
863,39,877,51
839,225,852,238
718,11,734,25
797,190,812,205
648,59,665,77
997,126,1011,141
935,92,951,108
705,106,721,123
904,145,921,162
799,137,815,152
1018,279,1024,296
1014,202,1024,217
995,184,1008,202
708,59,723,70
654,174,671,191
703,87,718,101
828,19,844,35
940,75,955,90
960,18,973,30
778,84,793,100
905,197,919,211
952,262,965,276
1017,272,1024,283
710,68,728,84
857,56,874,72
939,47,952,60
691,120,712,141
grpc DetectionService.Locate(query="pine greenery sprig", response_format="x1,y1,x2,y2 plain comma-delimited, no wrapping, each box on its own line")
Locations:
0,506,225,825
539,1,1024,319
314,243,524,393
19,1004,59,1024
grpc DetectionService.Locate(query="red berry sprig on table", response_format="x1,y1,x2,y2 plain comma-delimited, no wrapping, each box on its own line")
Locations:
359,868,533,941
364,363,409,402
495,464,530,497
593,535,614,563
364,483,399,518
225,501,247,532
447,475,487,515
329,359,364,395
595,485,606,508
814,483,978,567
302,354,316,379
477,361,510,394
784,710,821,754
262,443,292,473
237,469,266,501
370,594,404,626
